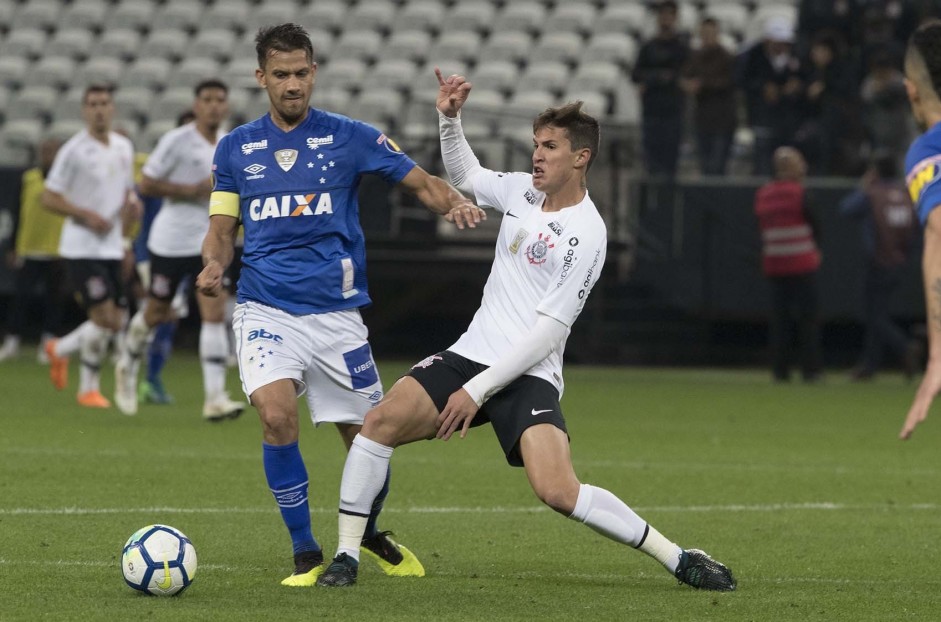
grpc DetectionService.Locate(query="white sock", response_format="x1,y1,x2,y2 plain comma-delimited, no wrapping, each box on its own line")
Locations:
124,310,152,359
79,323,112,394
56,320,94,357
200,321,229,401
336,434,394,560
569,484,683,573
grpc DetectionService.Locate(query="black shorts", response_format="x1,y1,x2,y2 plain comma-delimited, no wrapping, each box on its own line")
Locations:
67,259,127,310
407,350,567,467
149,253,202,301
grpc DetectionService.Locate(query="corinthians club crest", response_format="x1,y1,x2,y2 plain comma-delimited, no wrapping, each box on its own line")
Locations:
526,232,555,265
274,148,298,171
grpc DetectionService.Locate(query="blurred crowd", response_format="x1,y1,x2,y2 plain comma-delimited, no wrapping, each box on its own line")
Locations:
632,0,941,177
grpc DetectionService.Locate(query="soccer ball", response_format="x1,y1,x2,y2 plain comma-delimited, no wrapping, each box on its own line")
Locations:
121,524,197,596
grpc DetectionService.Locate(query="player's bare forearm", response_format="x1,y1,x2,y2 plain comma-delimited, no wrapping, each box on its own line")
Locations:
400,167,484,228
140,175,211,202
901,210,941,439
42,189,111,234
197,215,237,296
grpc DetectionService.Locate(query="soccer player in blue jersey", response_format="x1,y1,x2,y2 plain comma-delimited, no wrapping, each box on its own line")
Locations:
195,23,484,586
901,20,941,439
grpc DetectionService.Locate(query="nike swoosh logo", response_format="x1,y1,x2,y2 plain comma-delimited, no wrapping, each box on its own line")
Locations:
506,211,519,218
157,561,173,590
531,408,552,416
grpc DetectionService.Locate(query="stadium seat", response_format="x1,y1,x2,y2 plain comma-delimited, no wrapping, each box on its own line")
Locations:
122,57,173,89
331,30,384,63
532,32,585,65
491,2,548,35
6,86,58,122
703,2,750,40
46,119,87,142
747,6,798,42
141,119,176,151
504,90,558,120
583,32,638,67
151,0,204,33
561,89,609,118
0,56,28,88
33,56,78,90
50,88,85,122
249,0,301,32
390,1,446,34
12,0,60,31
46,29,96,60
305,28,336,61
317,58,369,91
441,1,497,34
105,0,157,32
188,29,238,62
384,30,433,64
298,0,347,35
640,2,700,38
365,59,419,92
98,29,142,60
58,0,108,31
114,86,155,121
479,31,533,64
347,90,406,131
312,87,353,115
418,59,469,84
613,80,641,124
149,87,198,123
517,62,571,96
0,28,49,60
222,56,262,90
347,1,397,33
0,119,43,166
594,2,647,36
472,60,520,95
570,62,622,96
0,3,13,32
544,3,598,36
427,31,482,64
76,57,125,86
176,57,224,89
223,86,253,120
140,30,190,63
203,0,251,33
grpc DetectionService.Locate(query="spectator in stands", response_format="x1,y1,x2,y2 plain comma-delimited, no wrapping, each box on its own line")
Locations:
797,33,862,175
840,152,919,380
0,139,66,363
797,0,859,53
754,147,822,383
739,17,806,176
631,0,689,176
861,46,913,165
681,17,737,176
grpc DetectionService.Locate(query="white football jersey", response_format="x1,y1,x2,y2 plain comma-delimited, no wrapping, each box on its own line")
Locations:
45,129,135,260
449,170,607,396
143,122,222,257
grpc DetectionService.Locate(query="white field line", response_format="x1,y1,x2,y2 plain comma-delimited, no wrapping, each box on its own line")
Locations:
0,558,929,587
0,502,937,517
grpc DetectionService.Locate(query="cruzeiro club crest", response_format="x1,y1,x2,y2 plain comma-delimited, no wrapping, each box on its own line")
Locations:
526,232,555,265
274,149,298,172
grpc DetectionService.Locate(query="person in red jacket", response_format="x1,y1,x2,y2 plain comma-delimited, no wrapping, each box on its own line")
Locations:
754,146,822,382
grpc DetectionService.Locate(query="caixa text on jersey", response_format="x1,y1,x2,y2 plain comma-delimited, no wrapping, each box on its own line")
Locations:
248,193,334,221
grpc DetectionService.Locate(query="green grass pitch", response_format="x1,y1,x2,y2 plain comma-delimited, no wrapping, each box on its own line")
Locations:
1,354,939,621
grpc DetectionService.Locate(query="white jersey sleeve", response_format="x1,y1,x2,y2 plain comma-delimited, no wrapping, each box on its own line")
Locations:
141,128,179,181
535,216,607,327
43,139,79,195
471,171,535,215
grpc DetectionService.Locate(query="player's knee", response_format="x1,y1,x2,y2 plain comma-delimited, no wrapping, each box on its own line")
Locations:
256,405,298,444
361,404,401,445
532,483,578,515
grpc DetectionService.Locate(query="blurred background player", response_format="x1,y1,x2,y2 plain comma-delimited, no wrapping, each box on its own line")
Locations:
115,80,241,420
0,138,66,363
754,147,823,383
196,24,481,586
840,152,918,381
41,84,141,408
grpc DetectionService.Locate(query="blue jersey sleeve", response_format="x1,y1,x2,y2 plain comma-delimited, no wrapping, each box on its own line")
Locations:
906,126,941,226
211,133,238,193
350,121,416,185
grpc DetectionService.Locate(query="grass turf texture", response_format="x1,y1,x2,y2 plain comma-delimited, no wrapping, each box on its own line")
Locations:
1,355,939,621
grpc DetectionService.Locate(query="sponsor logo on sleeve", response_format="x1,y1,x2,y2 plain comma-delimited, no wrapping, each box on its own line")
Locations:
377,134,404,154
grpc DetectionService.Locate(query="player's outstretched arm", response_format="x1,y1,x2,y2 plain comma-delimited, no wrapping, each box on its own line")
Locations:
197,214,238,297
399,166,485,229
435,67,472,118
901,209,941,439
41,188,112,234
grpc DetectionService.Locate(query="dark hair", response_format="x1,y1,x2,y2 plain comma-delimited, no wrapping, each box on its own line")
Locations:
194,79,228,97
872,150,899,179
907,20,941,97
255,23,314,69
83,83,114,103
701,17,718,28
533,101,601,170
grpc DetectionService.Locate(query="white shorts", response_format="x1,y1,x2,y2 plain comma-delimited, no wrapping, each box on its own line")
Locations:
232,301,383,425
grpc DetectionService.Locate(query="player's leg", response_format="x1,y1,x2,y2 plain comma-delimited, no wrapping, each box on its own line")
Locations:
519,425,735,591
68,261,123,407
196,288,243,420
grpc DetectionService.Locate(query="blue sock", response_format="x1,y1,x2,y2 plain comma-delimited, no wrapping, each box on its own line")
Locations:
146,321,176,384
363,467,391,539
263,442,319,555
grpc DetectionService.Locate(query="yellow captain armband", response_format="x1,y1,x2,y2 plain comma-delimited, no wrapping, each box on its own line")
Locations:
209,191,240,218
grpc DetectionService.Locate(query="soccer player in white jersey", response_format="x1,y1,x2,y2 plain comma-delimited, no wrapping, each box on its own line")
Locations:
42,84,141,408
114,79,244,420
195,24,483,586
317,70,737,591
